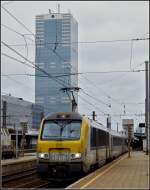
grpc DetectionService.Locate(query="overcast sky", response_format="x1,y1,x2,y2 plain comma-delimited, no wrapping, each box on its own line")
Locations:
1,1,149,130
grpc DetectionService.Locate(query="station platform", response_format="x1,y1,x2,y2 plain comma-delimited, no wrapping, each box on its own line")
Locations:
1,153,36,166
1,153,37,176
66,151,149,189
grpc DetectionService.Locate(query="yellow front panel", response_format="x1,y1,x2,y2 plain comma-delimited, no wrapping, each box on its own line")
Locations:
37,140,82,153
37,117,89,154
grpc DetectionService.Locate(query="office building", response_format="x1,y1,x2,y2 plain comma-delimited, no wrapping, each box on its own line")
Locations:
35,11,78,115
1,95,43,132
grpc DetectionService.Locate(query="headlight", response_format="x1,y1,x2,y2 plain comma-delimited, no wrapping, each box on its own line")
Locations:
70,153,81,160
38,153,49,159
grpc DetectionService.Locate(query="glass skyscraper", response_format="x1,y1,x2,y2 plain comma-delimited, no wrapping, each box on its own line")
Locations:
35,12,78,115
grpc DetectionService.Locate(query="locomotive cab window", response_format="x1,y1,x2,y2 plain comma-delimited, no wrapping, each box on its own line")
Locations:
41,120,81,140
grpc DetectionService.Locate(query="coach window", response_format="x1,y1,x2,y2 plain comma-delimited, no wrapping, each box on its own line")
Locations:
99,129,106,146
106,132,109,146
90,126,96,148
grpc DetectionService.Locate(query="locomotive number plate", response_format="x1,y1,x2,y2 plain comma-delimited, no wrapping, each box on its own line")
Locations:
50,153,69,161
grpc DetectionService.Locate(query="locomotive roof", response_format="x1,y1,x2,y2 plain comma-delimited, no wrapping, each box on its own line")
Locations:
44,112,127,138
110,129,127,138
44,112,83,120
89,119,127,138
89,119,109,132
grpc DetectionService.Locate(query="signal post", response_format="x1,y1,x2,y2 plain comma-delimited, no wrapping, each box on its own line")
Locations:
122,119,134,158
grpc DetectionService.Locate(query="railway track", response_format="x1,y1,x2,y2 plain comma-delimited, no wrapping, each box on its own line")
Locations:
2,154,125,188
2,167,77,188
2,167,50,188
1,163,102,188
2,167,37,183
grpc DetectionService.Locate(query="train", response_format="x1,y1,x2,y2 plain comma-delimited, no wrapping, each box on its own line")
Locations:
36,112,128,178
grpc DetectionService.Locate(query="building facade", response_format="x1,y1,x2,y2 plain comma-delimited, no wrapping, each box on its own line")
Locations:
1,95,44,133
35,12,78,115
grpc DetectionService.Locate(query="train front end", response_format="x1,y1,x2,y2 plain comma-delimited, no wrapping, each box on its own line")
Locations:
36,112,88,178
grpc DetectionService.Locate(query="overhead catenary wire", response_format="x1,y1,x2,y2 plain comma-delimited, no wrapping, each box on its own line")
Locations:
2,52,34,69
78,94,106,115
1,24,31,66
78,94,122,125
78,74,123,105
2,52,78,80
78,69,145,106
67,56,145,107
1,37,149,47
77,60,145,106
1,41,70,88
77,70,145,74
92,62,144,89
68,59,146,109
2,6,35,36
1,68,146,78
81,89,111,108
2,69,145,107
3,71,144,108
1,24,34,42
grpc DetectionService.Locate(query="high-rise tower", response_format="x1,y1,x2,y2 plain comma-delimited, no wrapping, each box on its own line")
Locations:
35,12,78,115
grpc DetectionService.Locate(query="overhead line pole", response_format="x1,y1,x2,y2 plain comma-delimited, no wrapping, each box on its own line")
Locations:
149,60,150,154
145,61,149,155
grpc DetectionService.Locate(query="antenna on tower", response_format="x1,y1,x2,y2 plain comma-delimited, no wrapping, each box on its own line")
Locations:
58,4,60,13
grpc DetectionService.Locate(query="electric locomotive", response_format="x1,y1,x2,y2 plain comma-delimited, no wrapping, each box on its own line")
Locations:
36,112,127,178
